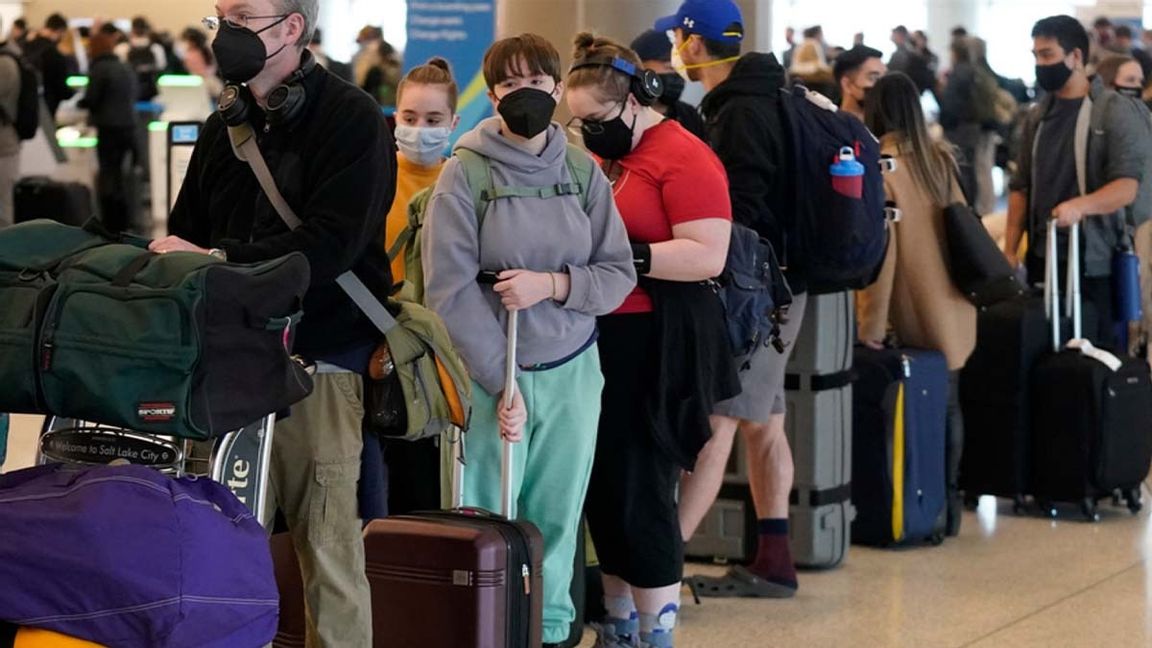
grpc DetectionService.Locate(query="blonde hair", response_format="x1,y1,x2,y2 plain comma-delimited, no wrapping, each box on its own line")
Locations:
566,32,642,103
397,57,459,112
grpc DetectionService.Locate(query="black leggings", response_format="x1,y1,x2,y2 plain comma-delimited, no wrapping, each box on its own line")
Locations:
585,313,684,589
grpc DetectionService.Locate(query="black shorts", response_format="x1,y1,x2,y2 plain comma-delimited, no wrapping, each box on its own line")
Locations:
585,313,684,589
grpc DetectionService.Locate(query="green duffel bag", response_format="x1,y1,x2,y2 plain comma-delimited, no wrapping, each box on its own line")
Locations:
0,220,315,440
0,220,115,414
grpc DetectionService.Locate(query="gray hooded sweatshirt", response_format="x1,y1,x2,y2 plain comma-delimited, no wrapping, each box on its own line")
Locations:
422,118,636,395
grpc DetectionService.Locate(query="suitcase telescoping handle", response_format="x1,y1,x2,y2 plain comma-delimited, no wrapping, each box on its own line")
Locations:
1045,219,1083,351
447,311,519,518
501,310,519,519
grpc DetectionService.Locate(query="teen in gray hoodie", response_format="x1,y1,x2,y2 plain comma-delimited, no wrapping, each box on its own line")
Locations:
421,34,635,645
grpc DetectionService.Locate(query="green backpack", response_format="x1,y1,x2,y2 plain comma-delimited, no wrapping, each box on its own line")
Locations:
388,144,596,304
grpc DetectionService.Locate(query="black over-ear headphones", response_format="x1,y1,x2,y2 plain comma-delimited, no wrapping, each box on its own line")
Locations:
218,51,319,128
569,55,663,106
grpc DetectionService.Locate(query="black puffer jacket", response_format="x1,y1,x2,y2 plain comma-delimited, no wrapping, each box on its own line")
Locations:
700,53,803,291
79,54,138,129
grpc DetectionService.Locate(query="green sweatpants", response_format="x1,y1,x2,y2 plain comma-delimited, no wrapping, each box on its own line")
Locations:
462,345,603,644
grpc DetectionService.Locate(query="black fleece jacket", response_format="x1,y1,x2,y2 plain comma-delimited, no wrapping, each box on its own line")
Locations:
700,53,803,291
169,54,397,358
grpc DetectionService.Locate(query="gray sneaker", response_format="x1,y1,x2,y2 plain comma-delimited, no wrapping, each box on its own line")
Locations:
591,615,640,648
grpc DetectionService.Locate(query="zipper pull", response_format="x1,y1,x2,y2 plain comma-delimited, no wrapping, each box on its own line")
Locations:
522,564,530,595
41,342,53,371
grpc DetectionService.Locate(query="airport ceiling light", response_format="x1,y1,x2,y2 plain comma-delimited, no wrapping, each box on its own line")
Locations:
66,75,203,88
158,75,204,88
149,121,169,132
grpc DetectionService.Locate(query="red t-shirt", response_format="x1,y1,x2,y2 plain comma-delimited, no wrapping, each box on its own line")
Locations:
608,120,732,314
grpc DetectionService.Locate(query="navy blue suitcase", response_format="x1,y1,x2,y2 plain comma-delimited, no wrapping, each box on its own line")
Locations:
852,347,949,546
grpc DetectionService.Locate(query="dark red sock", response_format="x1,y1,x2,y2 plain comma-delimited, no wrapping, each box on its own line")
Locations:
748,518,797,588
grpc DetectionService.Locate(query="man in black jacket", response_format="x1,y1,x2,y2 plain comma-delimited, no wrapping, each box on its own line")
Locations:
152,0,395,644
21,13,75,118
657,0,807,599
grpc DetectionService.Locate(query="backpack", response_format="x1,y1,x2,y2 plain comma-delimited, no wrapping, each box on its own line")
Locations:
778,85,888,294
389,144,596,304
718,223,793,362
126,44,160,101
0,51,40,141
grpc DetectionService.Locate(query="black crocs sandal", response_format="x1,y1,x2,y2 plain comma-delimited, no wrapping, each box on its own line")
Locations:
686,565,797,599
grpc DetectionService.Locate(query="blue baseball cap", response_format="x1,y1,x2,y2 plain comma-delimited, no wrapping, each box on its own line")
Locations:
654,0,745,43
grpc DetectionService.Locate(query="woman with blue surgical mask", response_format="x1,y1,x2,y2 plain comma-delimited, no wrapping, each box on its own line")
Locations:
387,57,461,286
377,57,459,517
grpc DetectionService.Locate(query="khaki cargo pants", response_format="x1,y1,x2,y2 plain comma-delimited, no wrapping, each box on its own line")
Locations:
263,371,372,647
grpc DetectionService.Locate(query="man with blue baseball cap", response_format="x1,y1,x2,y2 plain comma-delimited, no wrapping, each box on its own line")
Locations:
656,0,809,604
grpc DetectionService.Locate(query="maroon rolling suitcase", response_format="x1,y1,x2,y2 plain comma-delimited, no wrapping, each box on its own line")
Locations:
273,313,544,648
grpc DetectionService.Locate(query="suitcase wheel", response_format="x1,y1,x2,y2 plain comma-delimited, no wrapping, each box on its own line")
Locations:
930,533,945,547
1081,498,1100,523
1123,488,1143,515
1038,500,1059,519
1012,495,1028,516
963,494,980,511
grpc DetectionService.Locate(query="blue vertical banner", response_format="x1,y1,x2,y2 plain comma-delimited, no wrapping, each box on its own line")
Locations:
405,1,496,144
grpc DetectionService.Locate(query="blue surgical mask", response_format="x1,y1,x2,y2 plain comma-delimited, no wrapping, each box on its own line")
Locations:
393,125,452,167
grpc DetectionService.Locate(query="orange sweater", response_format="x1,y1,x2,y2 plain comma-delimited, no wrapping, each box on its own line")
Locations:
386,155,445,283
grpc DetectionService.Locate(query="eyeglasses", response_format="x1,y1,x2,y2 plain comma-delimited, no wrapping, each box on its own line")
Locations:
566,102,627,137
202,14,288,31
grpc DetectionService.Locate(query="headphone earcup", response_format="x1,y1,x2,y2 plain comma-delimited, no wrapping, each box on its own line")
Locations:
217,84,252,127
266,83,307,127
633,69,663,106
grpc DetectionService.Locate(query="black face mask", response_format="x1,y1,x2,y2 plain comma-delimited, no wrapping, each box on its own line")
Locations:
1035,61,1073,93
1117,85,1143,99
497,87,556,139
212,16,290,83
658,73,685,105
581,103,637,161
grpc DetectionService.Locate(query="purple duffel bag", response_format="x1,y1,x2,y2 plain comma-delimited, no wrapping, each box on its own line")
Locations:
0,464,278,647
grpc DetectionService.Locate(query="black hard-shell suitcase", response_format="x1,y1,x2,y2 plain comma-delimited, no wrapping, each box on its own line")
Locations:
14,177,92,226
852,346,949,547
958,296,1050,508
1029,222,1152,521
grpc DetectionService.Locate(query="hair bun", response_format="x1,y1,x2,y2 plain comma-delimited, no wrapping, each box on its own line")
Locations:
573,32,598,58
426,56,452,72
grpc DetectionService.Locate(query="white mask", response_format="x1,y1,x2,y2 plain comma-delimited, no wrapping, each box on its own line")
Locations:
393,125,452,167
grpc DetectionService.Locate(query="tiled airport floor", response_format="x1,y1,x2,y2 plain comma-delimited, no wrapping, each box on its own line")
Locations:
6,416,1151,648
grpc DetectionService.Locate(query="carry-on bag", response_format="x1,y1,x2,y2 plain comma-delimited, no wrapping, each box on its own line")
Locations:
14,177,92,226
783,291,854,568
1030,221,1152,521
851,346,949,547
0,219,313,440
275,313,544,648
0,463,279,648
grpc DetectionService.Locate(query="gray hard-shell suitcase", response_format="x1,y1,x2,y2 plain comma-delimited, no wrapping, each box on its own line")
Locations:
684,292,855,568
784,291,854,568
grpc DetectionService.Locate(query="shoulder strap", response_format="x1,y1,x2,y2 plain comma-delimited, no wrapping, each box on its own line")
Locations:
388,187,431,262
564,143,595,213
227,122,398,335
453,148,494,229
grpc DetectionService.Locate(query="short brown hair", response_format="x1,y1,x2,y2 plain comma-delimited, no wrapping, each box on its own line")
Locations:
398,57,460,112
483,33,561,90
566,32,642,103
88,30,118,59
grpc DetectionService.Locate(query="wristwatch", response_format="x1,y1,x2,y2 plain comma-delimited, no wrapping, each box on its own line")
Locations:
208,248,228,261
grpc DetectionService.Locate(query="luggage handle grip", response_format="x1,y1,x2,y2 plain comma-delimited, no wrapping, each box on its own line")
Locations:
1045,220,1082,352
110,251,155,287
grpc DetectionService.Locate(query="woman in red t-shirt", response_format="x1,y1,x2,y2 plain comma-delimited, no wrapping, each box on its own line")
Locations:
565,32,736,648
